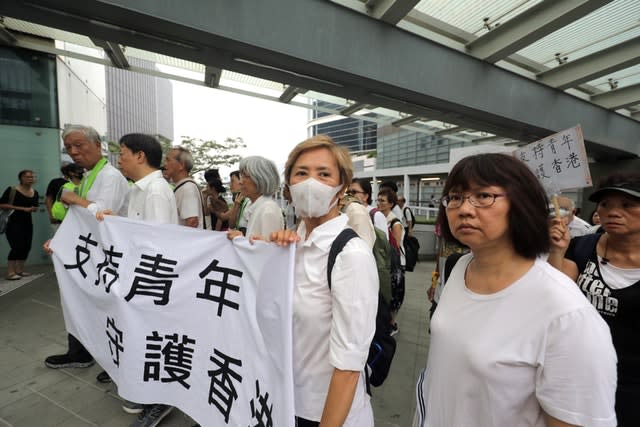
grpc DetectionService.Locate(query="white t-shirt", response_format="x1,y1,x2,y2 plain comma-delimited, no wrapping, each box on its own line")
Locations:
391,204,403,224
293,214,377,425
366,206,388,240
85,162,129,216
128,170,178,224
386,211,405,266
402,206,413,229
244,195,283,241
173,178,203,228
415,255,617,427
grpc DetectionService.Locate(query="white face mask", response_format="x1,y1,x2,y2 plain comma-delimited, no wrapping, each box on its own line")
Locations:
289,178,343,218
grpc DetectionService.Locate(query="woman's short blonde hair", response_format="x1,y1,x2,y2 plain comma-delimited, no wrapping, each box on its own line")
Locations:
284,135,353,189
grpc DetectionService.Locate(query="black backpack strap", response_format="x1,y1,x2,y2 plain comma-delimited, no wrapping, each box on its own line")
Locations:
327,228,359,289
443,252,464,283
567,233,601,274
403,206,415,224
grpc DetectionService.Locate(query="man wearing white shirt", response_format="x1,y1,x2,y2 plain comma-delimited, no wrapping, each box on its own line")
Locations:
118,134,178,225
112,134,178,426
556,196,591,237
45,125,130,371
163,146,203,228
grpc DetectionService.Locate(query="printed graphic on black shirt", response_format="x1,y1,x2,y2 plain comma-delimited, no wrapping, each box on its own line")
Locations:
577,260,619,316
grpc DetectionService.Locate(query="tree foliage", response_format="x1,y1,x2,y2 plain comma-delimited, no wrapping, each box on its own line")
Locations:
178,136,246,176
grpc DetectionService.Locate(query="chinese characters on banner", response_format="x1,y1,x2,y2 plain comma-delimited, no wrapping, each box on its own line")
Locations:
50,207,295,427
512,125,592,193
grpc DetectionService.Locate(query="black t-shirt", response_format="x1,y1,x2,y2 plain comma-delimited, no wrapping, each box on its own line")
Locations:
46,177,68,199
0,186,39,225
566,234,640,384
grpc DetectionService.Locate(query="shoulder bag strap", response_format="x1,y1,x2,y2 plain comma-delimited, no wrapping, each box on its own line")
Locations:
8,186,16,205
174,179,208,229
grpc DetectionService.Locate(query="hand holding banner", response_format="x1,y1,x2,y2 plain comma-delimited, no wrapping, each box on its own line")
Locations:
50,207,295,427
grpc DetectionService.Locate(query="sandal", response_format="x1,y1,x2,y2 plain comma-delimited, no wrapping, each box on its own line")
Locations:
6,274,21,280
18,272,32,277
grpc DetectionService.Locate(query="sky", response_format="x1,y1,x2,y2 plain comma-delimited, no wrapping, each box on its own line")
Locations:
168,78,310,181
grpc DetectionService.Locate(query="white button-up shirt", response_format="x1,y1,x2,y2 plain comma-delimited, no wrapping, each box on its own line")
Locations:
293,214,378,423
127,170,178,224
244,195,283,240
85,162,129,216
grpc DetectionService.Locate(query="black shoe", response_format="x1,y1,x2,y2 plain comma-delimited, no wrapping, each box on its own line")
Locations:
44,353,95,369
129,404,173,427
96,370,112,384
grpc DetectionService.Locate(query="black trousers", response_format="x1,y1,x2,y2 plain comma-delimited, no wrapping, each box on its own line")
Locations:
6,221,32,260
68,333,93,359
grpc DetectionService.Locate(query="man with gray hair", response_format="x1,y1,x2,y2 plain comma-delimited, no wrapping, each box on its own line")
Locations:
163,146,204,228
556,196,591,237
44,125,129,370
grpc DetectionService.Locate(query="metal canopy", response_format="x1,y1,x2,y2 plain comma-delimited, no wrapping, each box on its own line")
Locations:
537,36,640,90
465,0,615,63
0,0,638,160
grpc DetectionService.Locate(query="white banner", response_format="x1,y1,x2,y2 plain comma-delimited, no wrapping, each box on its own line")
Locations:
50,207,295,427
512,125,592,193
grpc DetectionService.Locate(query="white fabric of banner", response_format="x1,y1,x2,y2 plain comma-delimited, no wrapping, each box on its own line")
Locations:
50,207,295,427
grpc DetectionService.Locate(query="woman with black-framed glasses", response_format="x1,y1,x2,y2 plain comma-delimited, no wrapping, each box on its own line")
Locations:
348,178,388,239
414,153,617,427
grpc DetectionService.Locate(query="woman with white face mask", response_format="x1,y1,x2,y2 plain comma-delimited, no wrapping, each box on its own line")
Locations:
271,135,378,427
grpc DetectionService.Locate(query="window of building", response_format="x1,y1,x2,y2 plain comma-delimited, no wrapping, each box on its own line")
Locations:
0,46,58,128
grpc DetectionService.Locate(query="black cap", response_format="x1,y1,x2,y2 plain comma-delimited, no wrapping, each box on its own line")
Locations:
589,182,640,203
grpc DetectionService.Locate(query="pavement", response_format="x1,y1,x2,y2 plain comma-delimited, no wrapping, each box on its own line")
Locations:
0,261,434,426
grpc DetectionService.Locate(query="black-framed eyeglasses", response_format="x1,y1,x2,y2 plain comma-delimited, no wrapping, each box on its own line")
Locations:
347,189,365,196
442,192,507,209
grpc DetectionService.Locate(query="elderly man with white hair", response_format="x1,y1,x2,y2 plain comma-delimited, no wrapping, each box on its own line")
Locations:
163,146,204,228
227,156,283,241
556,196,591,237
44,125,129,370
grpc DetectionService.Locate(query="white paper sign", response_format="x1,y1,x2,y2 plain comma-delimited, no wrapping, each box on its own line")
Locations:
512,125,591,193
50,207,295,427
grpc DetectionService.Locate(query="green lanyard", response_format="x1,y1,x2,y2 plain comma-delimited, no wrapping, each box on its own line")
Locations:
79,158,107,198
237,197,248,224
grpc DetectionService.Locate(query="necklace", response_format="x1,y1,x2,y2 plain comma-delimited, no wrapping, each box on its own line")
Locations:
601,235,610,265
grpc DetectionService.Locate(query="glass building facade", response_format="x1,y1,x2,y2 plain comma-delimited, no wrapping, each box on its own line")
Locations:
311,101,377,152
376,129,476,169
0,46,58,128
0,46,61,266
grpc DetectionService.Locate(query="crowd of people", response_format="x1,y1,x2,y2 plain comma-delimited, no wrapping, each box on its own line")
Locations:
3,124,638,427
17,126,412,427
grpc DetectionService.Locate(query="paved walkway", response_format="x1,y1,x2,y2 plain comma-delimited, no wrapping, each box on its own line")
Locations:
0,261,434,426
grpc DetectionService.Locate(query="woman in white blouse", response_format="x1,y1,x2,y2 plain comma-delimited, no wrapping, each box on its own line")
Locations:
271,135,378,427
227,156,283,241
